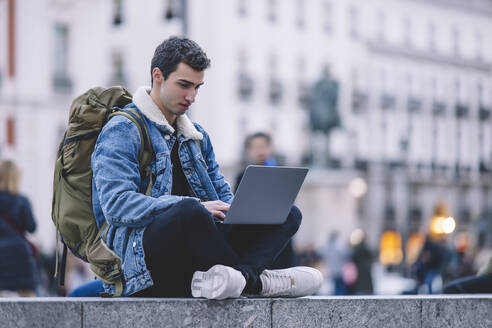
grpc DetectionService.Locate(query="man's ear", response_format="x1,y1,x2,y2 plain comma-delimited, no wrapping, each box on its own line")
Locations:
152,67,163,85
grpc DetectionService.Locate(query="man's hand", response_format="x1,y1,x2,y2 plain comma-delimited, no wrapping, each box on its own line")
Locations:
200,200,230,220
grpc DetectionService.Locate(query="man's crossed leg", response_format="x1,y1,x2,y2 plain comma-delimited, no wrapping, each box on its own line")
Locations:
136,198,322,299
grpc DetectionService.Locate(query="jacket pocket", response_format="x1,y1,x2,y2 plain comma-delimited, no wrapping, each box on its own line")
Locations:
194,152,207,169
150,153,167,195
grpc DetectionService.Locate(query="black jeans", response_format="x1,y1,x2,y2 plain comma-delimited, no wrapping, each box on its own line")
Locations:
134,198,302,297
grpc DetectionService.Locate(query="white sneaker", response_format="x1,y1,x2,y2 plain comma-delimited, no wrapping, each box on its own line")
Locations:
191,264,246,300
259,266,323,297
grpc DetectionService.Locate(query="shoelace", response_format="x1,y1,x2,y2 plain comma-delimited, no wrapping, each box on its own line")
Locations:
263,271,295,295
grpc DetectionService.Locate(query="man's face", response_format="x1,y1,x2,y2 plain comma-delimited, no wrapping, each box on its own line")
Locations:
157,62,204,121
247,137,272,165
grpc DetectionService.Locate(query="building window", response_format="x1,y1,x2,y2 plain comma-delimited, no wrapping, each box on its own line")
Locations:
352,68,368,112
476,32,483,61
380,69,395,110
432,78,445,115
478,82,491,121
403,16,412,48
238,0,247,17
478,82,484,106
452,26,460,57
298,81,309,108
269,78,283,105
455,79,468,118
113,0,123,26
268,54,283,105
109,51,127,87
52,24,72,92
164,0,183,21
297,58,309,108
353,89,368,113
238,71,254,101
406,74,413,96
296,0,305,29
348,6,359,40
237,50,254,101
267,0,277,23
377,10,386,42
428,22,436,52
406,74,421,112
322,1,332,34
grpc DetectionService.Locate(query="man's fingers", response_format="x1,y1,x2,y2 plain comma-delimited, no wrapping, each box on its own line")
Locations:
216,204,230,212
213,210,226,220
207,201,230,212
201,200,229,216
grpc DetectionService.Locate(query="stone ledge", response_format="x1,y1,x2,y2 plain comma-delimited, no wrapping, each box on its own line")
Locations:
0,295,491,328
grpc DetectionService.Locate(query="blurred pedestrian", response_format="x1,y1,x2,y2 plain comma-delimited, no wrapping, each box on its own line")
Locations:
443,251,492,293
0,160,39,297
349,229,374,295
234,132,278,191
322,231,349,295
408,235,451,294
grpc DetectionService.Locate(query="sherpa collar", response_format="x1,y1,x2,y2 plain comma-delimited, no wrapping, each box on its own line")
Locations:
132,86,203,140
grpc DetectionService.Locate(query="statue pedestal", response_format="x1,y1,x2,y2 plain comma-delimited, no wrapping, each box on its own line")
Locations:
293,168,361,251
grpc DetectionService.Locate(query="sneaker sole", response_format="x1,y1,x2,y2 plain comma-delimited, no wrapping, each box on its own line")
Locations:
191,265,240,300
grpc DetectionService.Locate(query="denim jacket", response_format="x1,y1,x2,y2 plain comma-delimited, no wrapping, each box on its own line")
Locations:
91,86,234,296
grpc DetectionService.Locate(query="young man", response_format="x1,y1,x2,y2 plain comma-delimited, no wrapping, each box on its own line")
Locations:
92,36,322,298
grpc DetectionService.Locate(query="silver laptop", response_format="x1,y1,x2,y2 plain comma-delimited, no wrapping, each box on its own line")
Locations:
223,165,309,224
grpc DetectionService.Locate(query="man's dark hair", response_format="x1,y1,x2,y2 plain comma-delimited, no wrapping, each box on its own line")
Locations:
245,132,272,149
150,36,211,85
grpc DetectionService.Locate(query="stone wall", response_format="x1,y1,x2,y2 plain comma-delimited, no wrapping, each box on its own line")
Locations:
1,295,491,328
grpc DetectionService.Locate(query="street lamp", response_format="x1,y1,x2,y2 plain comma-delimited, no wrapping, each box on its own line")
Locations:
349,177,367,198
429,215,456,236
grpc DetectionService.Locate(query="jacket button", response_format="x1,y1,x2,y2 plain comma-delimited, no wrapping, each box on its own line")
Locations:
133,242,136,248
165,135,170,140
141,279,146,284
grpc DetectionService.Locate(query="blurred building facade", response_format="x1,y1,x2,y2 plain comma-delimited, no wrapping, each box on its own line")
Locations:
1,0,491,255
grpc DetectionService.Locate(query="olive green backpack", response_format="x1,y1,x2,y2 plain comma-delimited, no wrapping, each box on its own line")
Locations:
51,86,154,296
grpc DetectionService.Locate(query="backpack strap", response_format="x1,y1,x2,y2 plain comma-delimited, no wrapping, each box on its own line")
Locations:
60,244,67,286
108,107,155,196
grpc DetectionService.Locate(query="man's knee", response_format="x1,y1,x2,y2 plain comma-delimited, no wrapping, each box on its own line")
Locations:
284,205,302,233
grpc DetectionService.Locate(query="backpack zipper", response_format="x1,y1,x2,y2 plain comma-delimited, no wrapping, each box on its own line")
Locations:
63,130,99,145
